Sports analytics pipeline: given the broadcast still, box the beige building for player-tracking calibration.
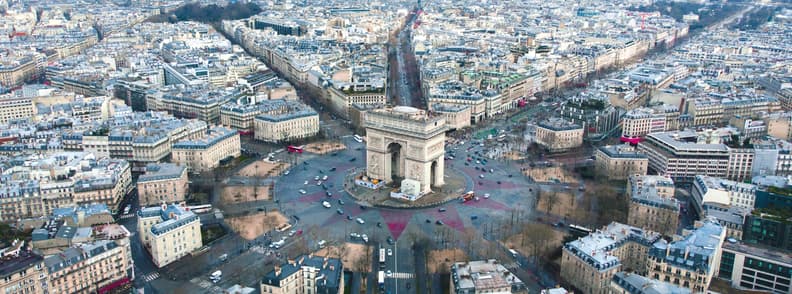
[0,95,35,124]
[260,254,344,294]
[327,86,387,119]
[763,112,792,141]
[171,126,241,172]
[72,160,133,210]
[626,175,680,236]
[0,55,39,89]
[647,220,725,292]
[431,103,471,130]
[365,106,446,195]
[44,239,133,294]
[535,118,583,153]
[138,203,202,268]
[621,107,676,138]
[595,145,648,180]
[0,241,47,294]
[560,222,661,294]
[137,163,189,207]
[252,99,320,143]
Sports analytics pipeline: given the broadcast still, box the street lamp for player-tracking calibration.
[394,238,398,294]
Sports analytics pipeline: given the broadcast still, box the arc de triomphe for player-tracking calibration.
[364,106,446,194]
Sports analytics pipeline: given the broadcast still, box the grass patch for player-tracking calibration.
[201,224,227,244]
[187,192,209,205]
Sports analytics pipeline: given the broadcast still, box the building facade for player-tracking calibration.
[260,255,344,294]
[718,241,792,293]
[648,220,726,292]
[561,222,661,294]
[626,175,679,236]
[0,95,35,124]
[595,145,648,180]
[137,163,189,207]
[171,127,241,172]
[44,239,133,294]
[137,203,202,268]
[535,118,584,153]
[252,99,320,143]
[0,242,47,294]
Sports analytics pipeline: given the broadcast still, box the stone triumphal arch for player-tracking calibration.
[365,106,446,195]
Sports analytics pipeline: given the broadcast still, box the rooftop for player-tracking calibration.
[138,163,186,183]
[262,255,343,290]
[44,240,120,273]
[538,118,582,132]
[138,204,199,236]
[172,127,237,150]
[598,144,647,159]
[564,222,661,272]
[650,219,724,274]
[0,251,42,279]
[612,272,691,294]
[722,240,792,266]
[451,259,524,291]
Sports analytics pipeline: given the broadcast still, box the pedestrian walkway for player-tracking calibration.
[391,272,414,279]
[142,272,160,282]
[118,214,135,220]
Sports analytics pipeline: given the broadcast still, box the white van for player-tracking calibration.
[210,270,222,283]
[318,240,326,249]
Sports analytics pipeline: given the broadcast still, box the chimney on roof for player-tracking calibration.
[274,265,281,276]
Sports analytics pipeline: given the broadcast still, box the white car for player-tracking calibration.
[479,174,485,179]
[361,234,369,243]
[484,193,490,199]
[299,189,306,194]
[304,181,308,185]
[316,181,322,186]
[350,233,360,238]
[322,201,331,208]
[314,176,320,181]
[386,270,393,277]
[356,218,365,224]
[387,248,392,256]
[284,170,290,175]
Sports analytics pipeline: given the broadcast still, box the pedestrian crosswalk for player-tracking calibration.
[118,214,135,220]
[142,272,160,282]
[390,272,413,279]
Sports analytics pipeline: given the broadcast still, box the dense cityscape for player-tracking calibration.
[0,0,791,293]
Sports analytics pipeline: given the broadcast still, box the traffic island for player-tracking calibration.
[344,167,469,209]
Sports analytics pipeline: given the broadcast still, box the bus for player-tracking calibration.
[568,224,593,235]
[377,271,385,288]
[187,204,212,214]
[287,145,304,153]
[379,247,386,264]
[276,223,292,232]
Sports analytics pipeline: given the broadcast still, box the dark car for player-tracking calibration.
[293,215,301,221]
[387,237,394,245]
[330,167,336,171]
[438,207,446,212]
[349,157,357,162]
[425,219,431,223]
[377,222,382,228]
[346,215,353,220]
[497,181,502,185]
[331,153,338,156]
[508,174,513,178]
[326,191,333,197]
[337,209,344,215]
[338,199,345,205]
[360,205,366,210]
[470,215,478,220]
[436,220,444,225]
[464,162,469,166]
[303,161,309,165]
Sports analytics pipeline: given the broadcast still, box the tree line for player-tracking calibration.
[147,2,262,24]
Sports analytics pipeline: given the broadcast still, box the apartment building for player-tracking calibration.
[0,55,39,89]
[252,99,320,143]
[627,175,679,236]
[609,272,691,294]
[535,118,583,153]
[743,210,792,252]
[691,175,757,216]
[44,239,133,293]
[137,203,202,268]
[648,220,726,292]
[327,86,387,120]
[0,95,35,124]
[450,259,525,293]
[0,241,47,294]
[431,104,472,131]
[137,163,189,207]
[0,153,132,221]
[260,254,344,294]
[637,130,754,183]
[559,96,620,139]
[171,126,241,172]
[718,240,792,293]
[595,145,648,180]
[621,107,668,138]
[560,222,662,294]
